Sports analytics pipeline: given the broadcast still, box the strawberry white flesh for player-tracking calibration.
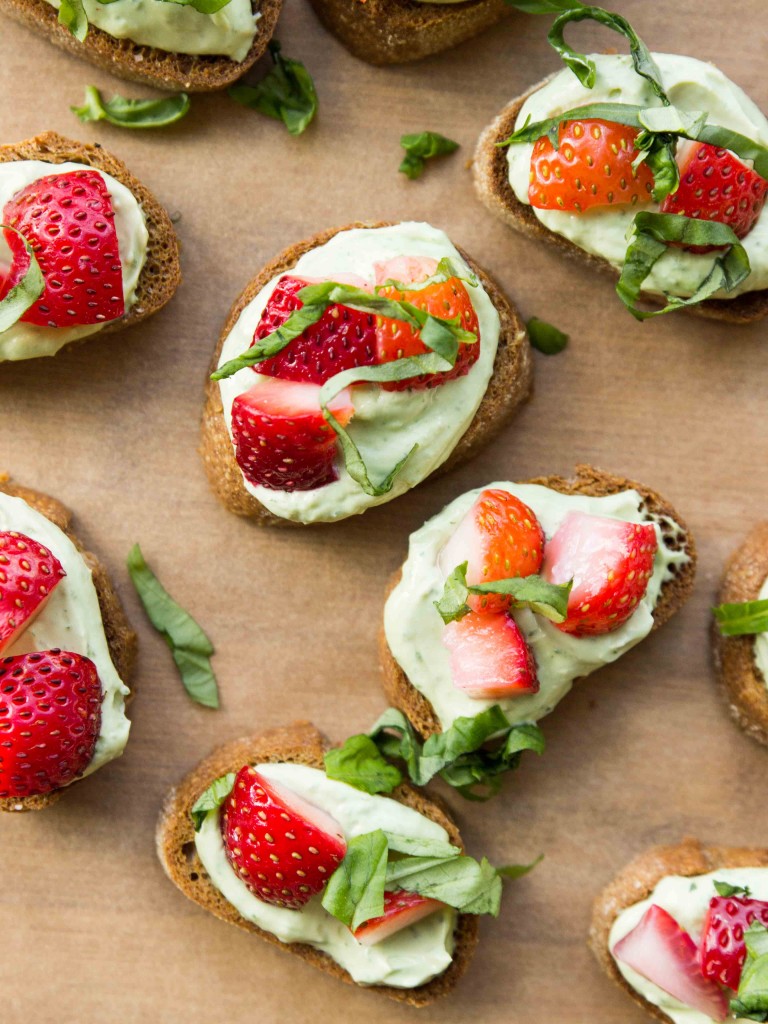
[612,904,728,1021]
[353,891,446,946]
[442,611,539,699]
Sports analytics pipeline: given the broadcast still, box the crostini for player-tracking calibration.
[590,838,768,1024]
[474,5,768,322]
[202,220,531,525]
[0,476,136,812]
[0,132,180,364]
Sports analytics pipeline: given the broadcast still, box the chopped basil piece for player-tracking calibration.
[58,0,88,39]
[732,954,768,1020]
[324,736,403,794]
[527,317,568,355]
[714,600,768,637]
[0,227,45,333]
[190,772,235,831]
[126,544,219,709]
[386,854,502,915]
[506,0,586,11]
[434,561,572,624]
[72,86,190,129]
[229,42,317,136]
[321,830,389,930]
[399,132,459,180]
[498,854,544,879]
[714,879,752,898]
[384,833,460,858]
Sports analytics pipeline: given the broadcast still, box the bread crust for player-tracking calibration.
[156,721,479,1006]
[200,220,532,525]
[713,523,768,746]
[0,0,282,91]
[305,0,508,65]
[380,463,697,738]
[473,78,768,324]
[0,131,181,359]
[0,475,137,813]
[589,838,768,1024]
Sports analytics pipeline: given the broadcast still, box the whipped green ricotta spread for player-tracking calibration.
[194,762,457,988]
[609,867,768,1024]
[384,483,690,731]
[0,160,148,363]
[42,0,258,61]
[506,53,768,300]
[216,222,503,524]
[753,576,768,687]
[0,492,130,790]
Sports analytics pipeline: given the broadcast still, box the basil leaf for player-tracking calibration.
[321,830,388,929]
[190,772,235,831]
[746,924,768,962]
[211,301,331,380]
[0,226,45,333]
[72,86,190,129]
[714,600,768,637]
[730,999,768,1023]
[399,131,459,180]
[714,879,752,898]
[324,735,403,794]
[386,854,503,916]
[384,833,461,858]
[527,316,568,355]
[158,0,233,11]
[368,708,424,784]
[498,854,544,879]
[434,562,473,623]
[378,256,478,294]
[126,543,219,709]
[58,0,88,40]
[732,953,768,1019]
[434,562,572,624]
[229,41,317,136]
[505,0,586,11]
[637,106,707,137]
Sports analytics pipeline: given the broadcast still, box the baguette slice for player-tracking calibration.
[380,464,697,738]
[0,474,137,813]
[0,0,282,91]
[473,78,768,324]
[156,721,479,1005]
[589,838,768,1024]
[201,220,531,526]
[713,523,768,746]
[0,131,181,357]
[306,0,508,65]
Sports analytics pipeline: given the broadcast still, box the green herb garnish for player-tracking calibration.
[0,227,44,333]
[434,562,572,624]
[731,923,768,1020]
[714,600,768,637]
[714,879,753,898]
[398,132,459,180]
[527,317,568,354]
[59,0,233,39]
[229,42,317,136]
[72,86,190,129]
[190,772,235,831]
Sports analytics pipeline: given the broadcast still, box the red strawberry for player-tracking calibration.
[442,611,539,700]
[252,275,378,385]
[661,141,768,250]
[1,170,124,328]
[438,489,544,614]
[542,512,658,636]
[613,905,727,1021]
[0,649,102,798]
[529,119,655,213]
[353,891,445,946]
[0,531,66,655]
[221,766,347,910]
[231,377,354,491]
[700,894,768,990]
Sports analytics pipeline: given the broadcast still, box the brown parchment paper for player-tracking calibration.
[0,2,767,1021]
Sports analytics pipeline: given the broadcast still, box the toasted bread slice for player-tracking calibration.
[306,0,508,65]
[589,838,768,1024]
[380,464,697,738]
[0,0,282,91]
[156,721,479,1005]
[0,131,181,357]
[201,220,531,525]
[713,523,768,746]
[473,78,768,324]
[0,475,137,813]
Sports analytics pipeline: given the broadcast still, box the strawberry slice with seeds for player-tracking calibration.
[231,376,354,491]
[353,891,446,945]
[221,766,347,910]
[613,905,728,1021]
[0,649,102,798]
[529,119,655,213]
[661,141,768,250]
[442,611,539,700]
[438,489,544,614]
[0,531,66,655]
[700,894,768,990]
[1,170,124,328]
[542,512,658,636]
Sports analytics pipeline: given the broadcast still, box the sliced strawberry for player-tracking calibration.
[700,894,768,991]
[442,611,539,700]
[252,275,377,385]
[352,891,445,946]
[542,512,657,636]
[1,170,124,328]
[0,532,66,655]
[221,766,347,910]
[231,377,353,492]
[438,489,544,614]
[661,141,768,250]
[613,905,728,1021]
[529,119,655,213]
[0,649,102,798]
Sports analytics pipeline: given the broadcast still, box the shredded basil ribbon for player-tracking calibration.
[399,131,459,180]
[71,86,190,129]
[229,42,317,136]
[191,772,235,830]
[59,0,232,39]
[0,226,45,334]
[434,562,572,624]
[714,599,768,637]
[527,316,568,354]
[731,923,768,1021]
[713,879,752,898]
[127,544,219,709]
